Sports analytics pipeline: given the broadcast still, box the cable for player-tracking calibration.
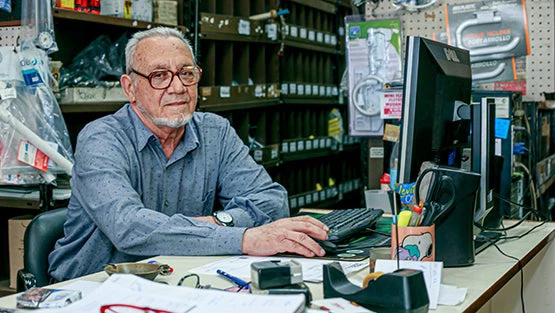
[490,242,526,313]
[514,161,538,215]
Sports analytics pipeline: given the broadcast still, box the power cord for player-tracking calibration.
[490,242,526,313]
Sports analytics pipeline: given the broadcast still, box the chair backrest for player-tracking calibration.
[23,207,67,287]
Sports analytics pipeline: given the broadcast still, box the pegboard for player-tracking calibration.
[0,26,20,47]
[366,0,554,101]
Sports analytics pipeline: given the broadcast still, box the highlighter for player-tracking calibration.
[397,210,412,227]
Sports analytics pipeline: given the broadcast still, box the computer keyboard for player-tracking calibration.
[318,208,384,243]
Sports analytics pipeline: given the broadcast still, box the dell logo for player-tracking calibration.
[444,48,460,63]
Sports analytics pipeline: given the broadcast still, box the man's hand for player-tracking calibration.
[242,216,329,257]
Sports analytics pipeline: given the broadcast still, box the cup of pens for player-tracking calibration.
[391,206,435,262]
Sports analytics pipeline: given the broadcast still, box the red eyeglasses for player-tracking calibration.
[100,304,175,313]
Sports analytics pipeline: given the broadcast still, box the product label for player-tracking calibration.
[17,140,49,172]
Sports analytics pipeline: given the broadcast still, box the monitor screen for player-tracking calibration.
[398,36,473,185]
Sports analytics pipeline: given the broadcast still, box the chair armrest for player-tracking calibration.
[16,269,37,292]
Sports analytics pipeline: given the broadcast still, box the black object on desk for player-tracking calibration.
[317,208,384,242]
[323,262,429,313]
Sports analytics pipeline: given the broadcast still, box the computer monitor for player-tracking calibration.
[398,36,472,185]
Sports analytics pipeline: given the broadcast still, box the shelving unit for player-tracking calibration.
[2,0,363,216]
[191,0,361,214]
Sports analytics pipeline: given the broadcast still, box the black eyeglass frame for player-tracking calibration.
[130,65,202,90]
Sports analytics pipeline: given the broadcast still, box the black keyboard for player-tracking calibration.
[318,208,384,243]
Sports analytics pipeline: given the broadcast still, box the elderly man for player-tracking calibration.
[48,27,328,281]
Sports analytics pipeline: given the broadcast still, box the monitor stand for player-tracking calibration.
[474,231,502,255]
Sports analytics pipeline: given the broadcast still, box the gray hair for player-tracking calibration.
[125,27,196,74]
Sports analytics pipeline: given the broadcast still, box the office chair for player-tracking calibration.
[16,207,67,292]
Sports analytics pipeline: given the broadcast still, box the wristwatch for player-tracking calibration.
[213,211,234,226]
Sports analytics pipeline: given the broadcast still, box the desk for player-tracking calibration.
[0,220,553,312]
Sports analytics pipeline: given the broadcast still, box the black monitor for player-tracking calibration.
[398,36,472,185]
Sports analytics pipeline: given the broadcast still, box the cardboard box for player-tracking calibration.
[132,0,153,22]
[60,87,127,104]
[153,0,178,25]
[9,216,33,290]
[100,0,130,18]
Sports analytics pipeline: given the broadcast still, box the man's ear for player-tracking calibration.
[121,74,136,104]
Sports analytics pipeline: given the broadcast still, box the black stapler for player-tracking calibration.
[323,262,429,313]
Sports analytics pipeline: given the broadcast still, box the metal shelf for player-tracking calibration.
[52,8,186,32]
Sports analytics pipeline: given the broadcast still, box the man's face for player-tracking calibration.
[123,36,198,128]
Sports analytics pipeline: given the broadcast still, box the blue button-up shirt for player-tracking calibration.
[49,104,289,281]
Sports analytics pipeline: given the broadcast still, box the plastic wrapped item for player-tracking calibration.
[0,0,11,13]
[20,0,58,54]
[59,34,128,89]
[0,47,74,185]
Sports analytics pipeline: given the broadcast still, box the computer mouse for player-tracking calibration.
[317,240,338,254]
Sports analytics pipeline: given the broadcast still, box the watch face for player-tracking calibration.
[215,211,233,225]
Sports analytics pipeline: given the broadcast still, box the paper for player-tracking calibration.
[34,274,305,313]
[438,284,467,306]
[374,259,442,309]
[312,298,376,313]
[190,256,368,283]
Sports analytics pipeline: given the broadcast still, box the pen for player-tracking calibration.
[216,269,249,289]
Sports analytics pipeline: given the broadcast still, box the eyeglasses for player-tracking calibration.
[100,304,175,313]
[131,66,202,89]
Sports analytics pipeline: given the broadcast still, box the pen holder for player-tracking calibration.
[390,224,435,262]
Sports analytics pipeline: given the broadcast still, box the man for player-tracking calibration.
[48,27,328,281]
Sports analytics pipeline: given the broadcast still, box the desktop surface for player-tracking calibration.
[0,220,553,313]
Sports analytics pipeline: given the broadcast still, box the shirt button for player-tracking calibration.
[164,200,169,206]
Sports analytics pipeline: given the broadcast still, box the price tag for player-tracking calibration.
[312,192,319,202]
[254,85,264,98]
[281,83,288,95]
[265,23,277,40]
[297,84,304,96]
[305,84,311,96]
[220,86,231,98]
[300,28,307,39]
[331,35,337,45]
[238,20,251,35]
[319,86,326,96]
[290,197,298,209]
[316,32,323,42]
[253,149,263,162]
[297,140,305,151]
[281,142,289,153]
[312,85,318,95]
[289,142,297,152]
[298,196,305,207]
[289,83,297,94]
[324,34,331,44]
[271,148,278,159]
[313,138,319,149]
[305,140,312,150]
[308,30,315,41]
[290,26,298,37]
